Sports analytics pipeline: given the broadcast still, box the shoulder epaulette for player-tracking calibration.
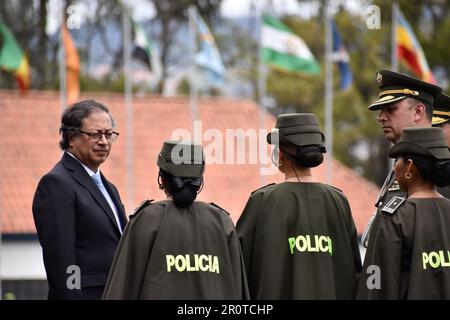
[209,202,230,216]
[128,199,154,219]
[380,196,406,215]
[251,183,276,195]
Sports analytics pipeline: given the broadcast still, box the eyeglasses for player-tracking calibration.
[77,130,119,143]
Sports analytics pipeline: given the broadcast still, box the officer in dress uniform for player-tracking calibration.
[357,127,450,299]
[432,93,450,198]
[360,70,442,248]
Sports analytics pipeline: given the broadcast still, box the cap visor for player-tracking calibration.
[267,131,290,145]
[389,141,437,159]
[368,96,407,110]
[432,116,450,126]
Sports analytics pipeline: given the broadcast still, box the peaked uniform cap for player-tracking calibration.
[267,113,325,147]
[389,127,450,160]
[157,141,205,178]
[369,70,442,110]
[432,93,450,126]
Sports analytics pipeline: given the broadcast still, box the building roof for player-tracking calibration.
[0,90,379,235]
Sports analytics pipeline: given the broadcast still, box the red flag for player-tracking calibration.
[396,9,435,84]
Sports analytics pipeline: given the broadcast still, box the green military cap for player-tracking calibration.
[157,140,205,178]
[389,127,450,160]
[432,93,450,126]
[267,113,325,147]
[368,70,442,110]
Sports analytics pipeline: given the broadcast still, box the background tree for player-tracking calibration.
[257,0,450,185]
[1,0,449,187]
[149,0,222,92]
[0,0,49,89]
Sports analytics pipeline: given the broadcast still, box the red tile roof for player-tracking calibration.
[0,90,379,235]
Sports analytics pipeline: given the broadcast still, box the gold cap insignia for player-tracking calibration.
[376,72,383,86]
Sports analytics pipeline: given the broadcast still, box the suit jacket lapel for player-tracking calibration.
[101,173,127,227]
[61,153,122,234]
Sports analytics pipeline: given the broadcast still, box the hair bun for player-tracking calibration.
[295,146,324,168]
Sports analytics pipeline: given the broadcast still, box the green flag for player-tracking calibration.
[0,21,30,91]
[261,15,320,75]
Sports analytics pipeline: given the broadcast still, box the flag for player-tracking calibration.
[0,21,30,92]
[132,21,162,89]
[192,10,225,87]
[331,21,352,91]
[396,9,435,83]
[261,15,320,75]
[62,25,80,104]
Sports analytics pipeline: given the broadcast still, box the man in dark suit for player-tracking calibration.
[33,100,127,300]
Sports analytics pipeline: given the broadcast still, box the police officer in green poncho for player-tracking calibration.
[103,141,249,299]
[357,127,450,299]
[237,113,362,299]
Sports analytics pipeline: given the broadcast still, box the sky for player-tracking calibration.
[47,0,367,34]
[128,0,317,20]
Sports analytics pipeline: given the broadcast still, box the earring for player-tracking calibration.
[405,172,412,179]
[271,149,282,167]
[158,174,164,189]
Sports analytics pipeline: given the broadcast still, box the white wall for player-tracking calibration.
[1,241,46,279]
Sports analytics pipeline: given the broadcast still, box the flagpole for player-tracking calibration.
[60,10,67,112]
[324,0,333,184]
[388,1,399,169]
[122,3,135,211]
[188,6,199,134]
[258,4,267,187]
[391,1,398,72]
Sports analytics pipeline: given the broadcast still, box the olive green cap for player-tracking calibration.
[432,93,450,126]
[157,141,205,178]
[267,113,325,147]
[369,70,442,110]
[389,127,450,160]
